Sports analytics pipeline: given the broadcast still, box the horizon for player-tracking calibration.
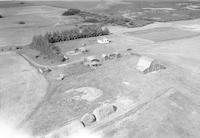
[0,0,199,2]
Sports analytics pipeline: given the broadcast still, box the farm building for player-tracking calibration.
[136,56,166,74]
[101,54,109,60]
[64,55,69,60]
[83,56,101,68]
[97,37,111,44]
[113,52,122,59]
[56,74,65,81]
[93,104,117,121]
[81,113,96,127]
[38,67,51,74]
[79,47,88,53]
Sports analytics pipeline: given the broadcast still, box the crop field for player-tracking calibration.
[126,27,200,42]
[0,5,81,47]
[0,52,48,126]
[1,1,200,47]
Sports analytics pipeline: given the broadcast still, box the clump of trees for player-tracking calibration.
[18,21,26,24]
[30,25,109,60]
[19,2,25,4]
[30,35,64,61]
[62,8,81,16]
[45,25,110,43]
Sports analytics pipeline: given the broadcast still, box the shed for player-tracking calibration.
[136,56,166,74]
[79,47,88,53]
[84,56,101,68]
[97,37,110,44]
[85,56,100,62]
[101,54,109,60]
[57,74,65,81]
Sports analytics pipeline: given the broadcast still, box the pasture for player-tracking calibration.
[126,27,200,42]
[0,52,48,127]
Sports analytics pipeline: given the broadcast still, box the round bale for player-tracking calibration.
[81,113,96,127]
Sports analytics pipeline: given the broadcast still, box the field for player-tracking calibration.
[0,52,48,127]
[0,5,81,47]
[1,1,200,138]
[1,1,200,47]
[126,27,200,42]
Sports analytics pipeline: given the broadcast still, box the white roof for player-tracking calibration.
[136,56,154,72]
[86,56,97,61]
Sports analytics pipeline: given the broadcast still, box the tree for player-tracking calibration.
[103,27,110,35]
[30,35,64,60]
[43,25,110,43]
[62,8,81,16]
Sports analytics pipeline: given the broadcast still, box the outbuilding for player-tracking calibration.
[136,56,166,74]
[97,37,111,44]
[83,56,101,68]
[101,54,109,60]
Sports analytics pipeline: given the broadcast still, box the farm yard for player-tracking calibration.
[16,18,200,138]
[1,1,200,138]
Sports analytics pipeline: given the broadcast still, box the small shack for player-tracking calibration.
[101,54,109,60]
[113,52,122,59]
[93,104,117,121]
[64,55,69,60]
[38,67,51,74]
[97,37,111,44]
[56,74,65,81]
[79,47,88,53]
[136,56,166,74]
[84,56,101,68]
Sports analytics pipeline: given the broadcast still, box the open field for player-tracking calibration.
[0,5,81,47]
[0,52,48,127]
[126,27,200,42]
[1,1,200,47]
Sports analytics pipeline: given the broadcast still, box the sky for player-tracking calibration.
[7,0,200,1]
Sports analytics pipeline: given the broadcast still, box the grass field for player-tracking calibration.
[0,52,48,127]
[0,5,81,47]
[1,1,200,47]
[126,27,200,42]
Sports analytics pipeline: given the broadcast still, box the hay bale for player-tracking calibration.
[81,113,96,127]
[93,104,117,121]
[136,56,166,74]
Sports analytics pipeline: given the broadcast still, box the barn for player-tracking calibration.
[136,56,166,74]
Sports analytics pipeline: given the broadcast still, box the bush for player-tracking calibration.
[84,17,99,23]
[45,25,110,43]
[62,8,81,16]
[102,27,110,35]
[0,15,3,18]
[18,21,26,24]
[30,35,64,60]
